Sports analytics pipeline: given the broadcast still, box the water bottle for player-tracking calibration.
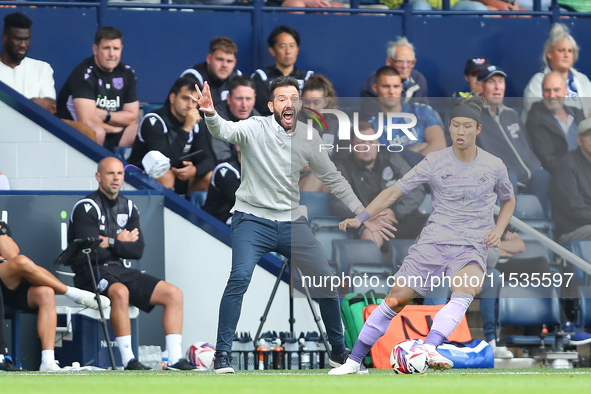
[231,333,241,371]
[138,345,162,370]
[283,337,299,370]
[243,333,255,371]
[138,345,146,366]
[300,347,311,370]
[256,347,268,370]
[259,331,278,368]
[305,332,319,369]
[273,346,285,369]
[317,334,328,368]
[154,346,164,370]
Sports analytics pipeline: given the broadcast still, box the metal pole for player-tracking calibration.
[494,206,591,275]
[252,0,265,71]
[98,0,108,29]
[550,0,561,25]
[401,0,413,41]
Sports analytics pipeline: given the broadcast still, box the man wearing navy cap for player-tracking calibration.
[453,57,490,98]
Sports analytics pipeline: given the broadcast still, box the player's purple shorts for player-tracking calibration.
[393,244,488,296]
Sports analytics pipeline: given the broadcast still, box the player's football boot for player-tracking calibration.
[165,358,197,371]
[0,356,22,371]
[125,358,152,370]
[328,358,369,375]
[39,360,63,372]
[426,347,454,371]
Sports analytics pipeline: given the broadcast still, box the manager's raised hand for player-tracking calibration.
[190,82,215,117]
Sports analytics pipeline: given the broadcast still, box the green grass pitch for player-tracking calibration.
[1,368,591,394]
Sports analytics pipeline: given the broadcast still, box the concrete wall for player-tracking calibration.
[0,100,322,360]
[164,209,323,351]
[0,103,98,190]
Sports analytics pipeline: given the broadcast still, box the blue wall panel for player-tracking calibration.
[410,17,552,98]
[260,13,404,98]
[0,7,98,96]
[2,7,591,103]
[103,9,253,103]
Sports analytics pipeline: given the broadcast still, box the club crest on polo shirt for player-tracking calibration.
[117,214,128,227]
[322,133,335,145]
[382,166,394,181]
[98,278,109,292]
[113,77,124,90]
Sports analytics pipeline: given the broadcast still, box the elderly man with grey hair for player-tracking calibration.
[526,71,586,174]
[360,37,428,118]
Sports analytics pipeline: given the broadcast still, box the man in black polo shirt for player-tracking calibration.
[211,76,259,163]
[128,76,215,194]
[180,37,241,106]
[56,27,138,151]
[251,25,313,115]
[68,157,194,371]
[202,147,241,225]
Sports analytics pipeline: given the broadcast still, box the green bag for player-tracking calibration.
[340,290,386,365]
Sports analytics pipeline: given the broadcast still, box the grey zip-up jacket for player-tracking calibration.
[477,104,543,185]
[205,113,363,221]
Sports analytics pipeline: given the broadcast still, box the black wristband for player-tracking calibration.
[104,111,111,123]
[0,226,8,236]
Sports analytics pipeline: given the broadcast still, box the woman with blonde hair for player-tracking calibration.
[523,23,591,119]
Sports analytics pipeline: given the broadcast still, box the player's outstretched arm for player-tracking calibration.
[484,195,516,248]
[366,184,405,218]
[338,211,397,243]
[338,183,404,238]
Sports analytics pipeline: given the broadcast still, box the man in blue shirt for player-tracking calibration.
[367,66,446,167]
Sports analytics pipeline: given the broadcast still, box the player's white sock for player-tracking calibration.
[0,354,5,363]
[116,335,135,367]
[166,334,183,366]
[64,286,83,301]
[41,349,55,366]
[424,344,436,353]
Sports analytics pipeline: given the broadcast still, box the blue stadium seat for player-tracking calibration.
[3,305,22,369]
[561,240,591,284]
[332,239,389,294]
[577,286,591,330]
[388,239,416,272]
[190,191,208,209]
[113,146,132,162]
[418,193,432,215]
[514,194,545,219]
[310,216,352,261]
[299,192,332,221]
[512,240,553,262]
[513,194,554,240]
[333,239,385,276]
[141,103,162,116]
[349,262,393,294]
[497,285,567,348]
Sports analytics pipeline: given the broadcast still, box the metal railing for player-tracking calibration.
[494,206,591,276]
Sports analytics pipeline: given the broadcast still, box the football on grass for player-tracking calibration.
[185,342,216,370]
[390,339,429,374]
